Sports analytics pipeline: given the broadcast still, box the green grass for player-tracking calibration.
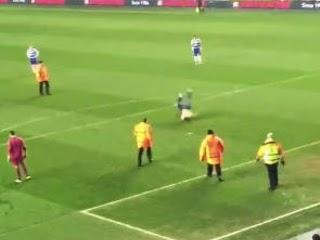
[0,6,320,240]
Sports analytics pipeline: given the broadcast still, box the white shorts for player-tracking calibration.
[181,109,193,120]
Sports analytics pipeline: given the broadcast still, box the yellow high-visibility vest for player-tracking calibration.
[257,143,282,165]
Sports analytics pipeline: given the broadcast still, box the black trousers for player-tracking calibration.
[137,147,152,167]
[207,163,222,178]
[265,163,279,190]
[39,81,50,95]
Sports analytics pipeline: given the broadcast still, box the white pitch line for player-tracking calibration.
[209,202,320,240]
[0,99,149,133]
[285,139,320,153]
[82,139,320,213]
[200,73,313,102]
[0,117,49,133]
[80,211,177,240]
[0,73,312,147]
[0,106,168,147]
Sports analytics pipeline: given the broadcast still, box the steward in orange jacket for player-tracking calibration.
[35,60,51,96]
[199,129,225,181]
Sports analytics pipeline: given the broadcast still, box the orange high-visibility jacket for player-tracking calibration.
[199,135,224,165]
[133,122,153,148]
[36,64,49,82]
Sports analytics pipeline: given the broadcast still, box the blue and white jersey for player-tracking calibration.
[191,37,201,56]
[26,47,39,60]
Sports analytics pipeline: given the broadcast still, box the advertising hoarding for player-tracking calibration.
[84,0,124,5]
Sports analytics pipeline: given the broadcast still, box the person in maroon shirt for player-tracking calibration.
[7,131,31,183]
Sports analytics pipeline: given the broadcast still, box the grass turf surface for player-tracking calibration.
[0,6,320,240]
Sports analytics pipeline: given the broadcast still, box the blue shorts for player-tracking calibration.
[193,48,201,56]
[29,58,38,65]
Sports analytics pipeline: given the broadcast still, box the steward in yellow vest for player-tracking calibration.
[256,133,285,191]
[133,118,153,167]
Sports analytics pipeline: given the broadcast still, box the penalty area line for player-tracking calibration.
[208,202,320,240]
[82,138,320,213]
[80,211,177,240]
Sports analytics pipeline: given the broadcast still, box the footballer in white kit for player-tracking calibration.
[191,35,202,65]
[26,46,40,73]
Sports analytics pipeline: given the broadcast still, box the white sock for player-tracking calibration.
[193,56,197,64]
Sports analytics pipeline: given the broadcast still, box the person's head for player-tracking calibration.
[186,88,193,98]
[264,132,274,144]
[193,34,197,39]
[207,129,214,135]
[312,234,320,240]
[39,60,43,64]
[9,130,15,137]
[143,118,147,123]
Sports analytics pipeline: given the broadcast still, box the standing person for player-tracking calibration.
[7,131,31,183]
[199,129,225,182]
[191,35,202,65]
[26,46,40,73]
[256,133,285,191]
[36,60,51,96]
[196,0,205,13]
[133,118,153,167]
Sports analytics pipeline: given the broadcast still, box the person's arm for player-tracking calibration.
[199,139,206,161]
[34,48,39,58]
[217,137,224,154]
[256,146,263,162]
[7,141,11,161]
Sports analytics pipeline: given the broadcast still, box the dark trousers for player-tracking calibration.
[137,147,152,167]
[265,163,279,190]
[207,163,222,178]
[39,81,50,95]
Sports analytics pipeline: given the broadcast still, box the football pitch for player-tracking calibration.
[0,6,320,240]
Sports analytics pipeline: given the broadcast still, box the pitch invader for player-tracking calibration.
[191,35,202,65]
[26,46,40,73]
[176,89,195,121]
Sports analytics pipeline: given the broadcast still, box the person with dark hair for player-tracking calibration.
[133,118,153,167]
[6,131,31,183]
[35,60,51,96]
[199,129,225,182]
[256,133,285,191]
[312,233,320,240]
